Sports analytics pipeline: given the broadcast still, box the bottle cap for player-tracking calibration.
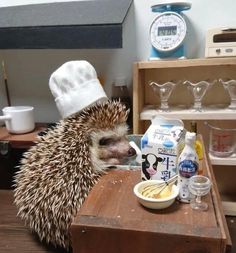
[185,131,196,141]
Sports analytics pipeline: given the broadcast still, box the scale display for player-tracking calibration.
[158,26,177,36]
[149,2,191,60]
[150,12,186,52]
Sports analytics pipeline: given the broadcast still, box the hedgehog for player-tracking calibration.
[14,100,135,251]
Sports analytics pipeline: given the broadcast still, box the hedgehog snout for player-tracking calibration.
[128,146,136,157]
[95,137,137,165]
[99,139,136,159]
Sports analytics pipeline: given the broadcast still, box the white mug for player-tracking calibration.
[0,106,35,134]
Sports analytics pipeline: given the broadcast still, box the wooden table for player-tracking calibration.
[71,151,231,253]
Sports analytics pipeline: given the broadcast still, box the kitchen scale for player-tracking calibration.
[149,1,191,60]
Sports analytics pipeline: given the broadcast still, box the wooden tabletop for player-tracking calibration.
[71,141,231,253]
[75,170,217,230]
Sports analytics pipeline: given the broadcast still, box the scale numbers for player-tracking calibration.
[150,11,187,52]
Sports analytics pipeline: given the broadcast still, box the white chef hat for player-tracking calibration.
[49,60,108,118]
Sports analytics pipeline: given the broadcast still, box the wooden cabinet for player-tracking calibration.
[132,57,236,216]
[133,57,236,134]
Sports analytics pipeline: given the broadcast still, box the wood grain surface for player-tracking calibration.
[71,142,230,253]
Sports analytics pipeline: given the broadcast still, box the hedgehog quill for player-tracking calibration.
[14,100,135,250]
[14,60,136,250]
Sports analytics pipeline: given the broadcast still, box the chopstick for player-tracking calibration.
[2,60,11,106]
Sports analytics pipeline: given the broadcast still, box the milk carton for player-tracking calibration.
[141,116,185,181]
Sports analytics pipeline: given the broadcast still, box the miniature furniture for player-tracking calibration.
[70,138,232,253]
[132,57,236,216]
[0,124,46,149]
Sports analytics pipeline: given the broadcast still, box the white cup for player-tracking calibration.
[0,106,35,134]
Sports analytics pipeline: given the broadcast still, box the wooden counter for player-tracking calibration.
[70,148,231,253]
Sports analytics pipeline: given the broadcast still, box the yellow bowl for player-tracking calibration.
[133,180,179,210]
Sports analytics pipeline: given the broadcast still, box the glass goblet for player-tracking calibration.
[149,81,177,111]
[184,80,215,111]
[188,175,212,211]
[219,79,236,109]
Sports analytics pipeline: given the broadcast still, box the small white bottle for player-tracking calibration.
[178,132,199,203]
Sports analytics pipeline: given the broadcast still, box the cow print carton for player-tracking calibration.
[141,116,185,181]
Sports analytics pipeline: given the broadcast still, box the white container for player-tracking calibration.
[0,106,35,134]
[133,180,179,210]
[178,132,199,203]
[141,116,185,181]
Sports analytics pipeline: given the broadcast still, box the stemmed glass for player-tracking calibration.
[184,80,216,111]
[219,79,236,109]
[149,81,177,111]
[188,175,212,211]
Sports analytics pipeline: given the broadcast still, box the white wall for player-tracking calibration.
[134,0,236,59]
[0,0,235,122]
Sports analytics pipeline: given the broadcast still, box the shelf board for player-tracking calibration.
[222,201,236,216]
[209,153,236,166]
[140,106,236,121]
[0,123,46,149]
[136,57,236,69]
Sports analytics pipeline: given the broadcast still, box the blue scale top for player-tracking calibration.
[151,1,191,13]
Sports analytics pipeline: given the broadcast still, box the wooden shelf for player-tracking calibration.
[133,58,236,219]
[133,57,236,134]
[140,106,236,121]
[136,57,236,69]
[0,124,46,149]
[222,201,236,216]
[221,194,236,216]
[209,153,236,166]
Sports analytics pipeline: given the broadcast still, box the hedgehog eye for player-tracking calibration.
[99,137,114,146]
